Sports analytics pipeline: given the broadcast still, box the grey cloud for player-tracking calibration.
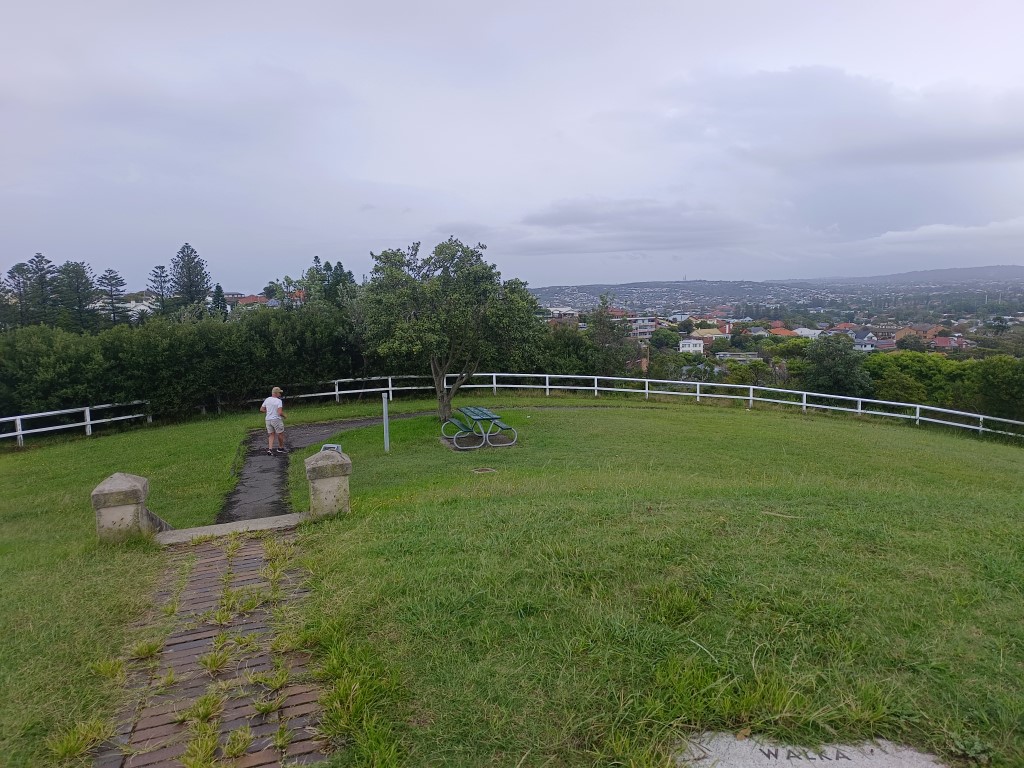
[854,216,1024,254]
[3,4,1024,289]
[665,67,1024,168]
[518,198,759,251]
[434,198,825,285]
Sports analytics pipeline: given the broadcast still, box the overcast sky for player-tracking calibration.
[3,1,1024,293]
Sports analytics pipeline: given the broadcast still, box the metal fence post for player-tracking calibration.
[857,399,862,415]
[645,378,649,400]
[545,375,550,397]
[915,405,921,426]
[493,373,497,395]
[84,407,92,436]
[594,377,599,397]
[696,383,701,403]
[388,376,393,402]
[978,415,984,434]
[802,392,807,413]
[748,386,754,409]
[15,417,23,448]
[382,393,390,452]
[334,380,340,403]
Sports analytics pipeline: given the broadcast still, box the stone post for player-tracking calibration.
[91,472,171,542]
[304,449,353,519]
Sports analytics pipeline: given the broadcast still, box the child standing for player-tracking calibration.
[260,386,288,455]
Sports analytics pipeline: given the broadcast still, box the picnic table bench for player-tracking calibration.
[441,406,518,450]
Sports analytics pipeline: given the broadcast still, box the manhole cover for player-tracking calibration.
[471,468,497,474]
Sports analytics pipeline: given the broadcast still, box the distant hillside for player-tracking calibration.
[529,280,786,311]
[529,265,1024,311]
[814,265,1024,285]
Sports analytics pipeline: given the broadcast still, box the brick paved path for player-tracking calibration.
[95,534,328,767]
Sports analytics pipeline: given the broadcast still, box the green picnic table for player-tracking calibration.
[441,406,518,450]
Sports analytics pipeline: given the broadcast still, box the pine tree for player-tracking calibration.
[148,265,170,313]
[300,256,327,302]
[0,281,15,330]
[5,263,32,327]
[25,252,58,325]
[56,261,97,332]
[323,260,357,306]
[170,243,212,305]
[211,283,228,319]
[96,268,127,324]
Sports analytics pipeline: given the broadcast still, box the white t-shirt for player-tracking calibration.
[262,396,283,420]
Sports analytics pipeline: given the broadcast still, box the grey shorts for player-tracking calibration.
[266,418,284,434]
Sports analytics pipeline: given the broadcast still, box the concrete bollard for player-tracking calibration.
[304,449,353,519]
[91,472,172,542]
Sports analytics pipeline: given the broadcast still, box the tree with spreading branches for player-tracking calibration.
[361,237,542,421]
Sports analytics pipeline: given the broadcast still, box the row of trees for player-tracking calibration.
[2,244,214,332]
[4,253,131,330]
[145,243,213,312]
[644,331,1024,420]
[261,256,357,308]
[4,237,1024,423]
[0,304,359,419]
[0,239,546,419]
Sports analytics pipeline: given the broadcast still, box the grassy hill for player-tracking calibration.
[2,396,1023,765]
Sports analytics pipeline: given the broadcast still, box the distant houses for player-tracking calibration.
[236,294,269,308]
[895,323,943,341]
[794,327,821,339]
[540,303,978,362]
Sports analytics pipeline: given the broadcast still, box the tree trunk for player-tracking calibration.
[437,390,453,422]
[430,357,477,422]
[431,359,453,422]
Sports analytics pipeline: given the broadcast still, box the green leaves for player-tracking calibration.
[361,238,544,419]
[802,334,873,397]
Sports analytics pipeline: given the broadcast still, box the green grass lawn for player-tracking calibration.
[2,395,1023,765]
[290,401,1024,766]
[0,398,435,766]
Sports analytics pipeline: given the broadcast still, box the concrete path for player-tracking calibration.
[217,414,425,523]
[95,533,327,767]
[95,413,433,765]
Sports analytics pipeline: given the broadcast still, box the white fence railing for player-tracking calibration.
[0,401,151,448]
[267,372,1024,440]
[8,372,1024,446]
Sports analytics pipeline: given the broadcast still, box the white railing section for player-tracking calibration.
[443,372,1024,440]
[9,373,1024,446]
[0,401,150,448]
[261,372,1024,440]
[250,375,435,404]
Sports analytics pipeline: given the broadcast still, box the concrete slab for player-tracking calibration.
[677,732,946,767]
[154,513,307,546]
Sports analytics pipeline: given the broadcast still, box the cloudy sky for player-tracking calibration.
[3,1,1024,292]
